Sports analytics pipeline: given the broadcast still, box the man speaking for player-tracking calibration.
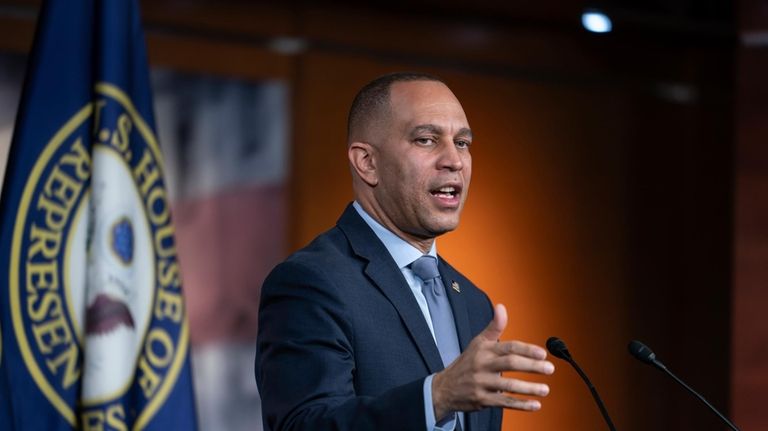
[255,72,554,431]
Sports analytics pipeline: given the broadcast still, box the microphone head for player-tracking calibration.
[628,340,657,365]
[546,336,572,361]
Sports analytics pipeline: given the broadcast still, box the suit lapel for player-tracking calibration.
[337,205,444,374]
[362,262,445,374]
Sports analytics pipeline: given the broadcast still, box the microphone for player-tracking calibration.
[628,340,740,431]
[546,337,617,431]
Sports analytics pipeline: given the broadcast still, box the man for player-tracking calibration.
[255,72,554,431]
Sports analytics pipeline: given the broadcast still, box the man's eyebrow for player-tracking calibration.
[456,127,473,140]
[410,124,473,140]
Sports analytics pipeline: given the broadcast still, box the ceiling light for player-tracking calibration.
[582,10,612,33]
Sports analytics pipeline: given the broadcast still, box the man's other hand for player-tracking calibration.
[431,304,555,420]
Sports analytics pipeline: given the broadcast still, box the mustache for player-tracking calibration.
[85,294,135,336]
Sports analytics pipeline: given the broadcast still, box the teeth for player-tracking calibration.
[438,187,455,193]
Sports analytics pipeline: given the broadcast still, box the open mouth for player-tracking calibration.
[85,293,135,336]
[430,184,462,206]
[431,186,458,199]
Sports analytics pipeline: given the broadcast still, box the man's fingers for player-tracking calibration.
[485,392,543,411]
[488,376,550,397]
[480,303,508,342]
[492,340,548,360]
[488,354,555,375]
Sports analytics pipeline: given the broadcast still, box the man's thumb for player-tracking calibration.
[481,303,507,341]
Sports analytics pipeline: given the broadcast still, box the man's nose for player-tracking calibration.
[438,142,464,171]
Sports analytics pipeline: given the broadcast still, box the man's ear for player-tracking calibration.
[348,141,378,187]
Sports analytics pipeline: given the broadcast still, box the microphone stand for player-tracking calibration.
[562,355,617,431]
[650,358,740,431]
[547,337,617,431]
[629,340,740,431]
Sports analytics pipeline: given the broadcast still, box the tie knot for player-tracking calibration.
[410,255,440,281]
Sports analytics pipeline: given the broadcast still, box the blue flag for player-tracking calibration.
[0,0,198,429]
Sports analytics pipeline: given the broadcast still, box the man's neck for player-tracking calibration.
[352,200,435,254]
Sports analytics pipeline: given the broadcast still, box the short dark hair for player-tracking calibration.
[347,72,444,140]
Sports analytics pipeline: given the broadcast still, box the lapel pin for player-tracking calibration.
[451,281,461,293]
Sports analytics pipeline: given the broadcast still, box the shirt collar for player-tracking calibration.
[352,201,437,269]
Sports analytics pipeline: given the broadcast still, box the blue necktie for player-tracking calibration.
[411,256,464,430]
[410,256,461,367]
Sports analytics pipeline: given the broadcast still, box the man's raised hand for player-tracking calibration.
[431,304,555,420]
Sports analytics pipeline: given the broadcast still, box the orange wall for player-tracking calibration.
[291,45,733,429]
[437,73,631,430]
[292,57,628,429]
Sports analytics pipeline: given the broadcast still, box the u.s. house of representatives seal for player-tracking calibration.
[9,83,189,429]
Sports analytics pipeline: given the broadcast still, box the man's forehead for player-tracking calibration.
[390,80,456,103]
[389,81,468,123]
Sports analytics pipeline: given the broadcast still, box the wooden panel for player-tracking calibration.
[732,174,768,430]
[732,31,768,430]
[141,1,295,38]
[146,32,293,81]
[299,6,596,73]
[0,15,36,53]
[0,1,295,81]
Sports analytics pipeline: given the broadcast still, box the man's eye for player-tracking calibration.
[415,137,436,145]
[456,140,471,149]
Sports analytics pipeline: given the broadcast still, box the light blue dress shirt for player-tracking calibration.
[353,202,461,431]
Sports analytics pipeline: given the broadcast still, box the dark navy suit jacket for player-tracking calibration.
[256,204,502,431]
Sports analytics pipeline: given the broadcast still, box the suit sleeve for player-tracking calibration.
[255,260,426,431]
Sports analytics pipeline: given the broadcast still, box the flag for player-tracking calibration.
[0,0,198,429]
